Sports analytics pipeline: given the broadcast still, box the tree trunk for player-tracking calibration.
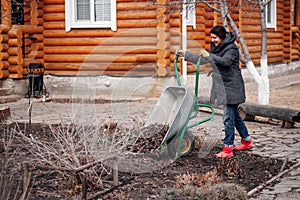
[258,0,270,105]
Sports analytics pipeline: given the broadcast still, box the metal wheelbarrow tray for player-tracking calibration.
[144,55,215,158]
[145,86,194,145]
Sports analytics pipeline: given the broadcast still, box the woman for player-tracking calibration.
[177,25,253,158]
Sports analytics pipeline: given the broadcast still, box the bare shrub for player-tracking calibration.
[0,123,28,200]
[159,183,247,200]
[15,117,140,198]
[175,170,220,188]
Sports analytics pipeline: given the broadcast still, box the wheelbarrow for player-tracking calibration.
[145,55,215,158]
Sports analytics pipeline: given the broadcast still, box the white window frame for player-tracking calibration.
[265,0,276,29]
[65,0,117,32]
[184,0,196,29]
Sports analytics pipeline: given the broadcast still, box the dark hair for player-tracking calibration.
[210,25,227,40]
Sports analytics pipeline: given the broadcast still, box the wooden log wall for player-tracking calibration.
[42,0,159,76]
[156,0,171,77]
[7,25,23,78]
[239,0,288,65]
[169,7,180,72]
[0,0,45,78]
[283,0,292,63]
[22,0,45,71]
[0,24,10,78]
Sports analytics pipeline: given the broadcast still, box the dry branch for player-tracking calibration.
[247,161,300,197]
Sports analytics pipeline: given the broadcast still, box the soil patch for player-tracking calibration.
[0,122,293,199]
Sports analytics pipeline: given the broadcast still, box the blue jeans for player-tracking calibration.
[223,104,250,146]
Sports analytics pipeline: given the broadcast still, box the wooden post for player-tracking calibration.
[113,159,118,186]
[0,106,10,121]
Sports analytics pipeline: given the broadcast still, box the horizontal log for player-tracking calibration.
[241,26,262,32]
[44,45,157,54]
[203,11,214,19]
[43,0,64,5]
[44,62,155,71]
[117,2,157,11]
[0,70,9,78]
[43,13,65,21]
[0,61,9,70]
[239,103,300,123]
[9,73,24,79]
[44,27,157,37]
[43,22,65,29]
[187,40,206,48]
[0,43,9,52]
[194,24,206,32]
[246,39,282,46]
[8,47,22,56]
[0,24,10,33]
[117,10,157,19]
[1,52,9,60]
[169,19,180,27]
[204,20,214,28]
[8,56,23,65]
[196,16,206,24]
[195,8,205,16]
[8,39,21,46]
[43,4,65,13]
[0,34,9,42]
[241,12,260,19]
[44,54,157,63]
[268,56,283,63]
[26,50,45,59]
[19,25,44,34]
[187,32,206,40]
[242,32,261,39]
[44,37,158,46]
[8,65,21,73]
[7,28,22,38]
[268,51,285,58]
[117,19,158,28]
[248,45,283,53]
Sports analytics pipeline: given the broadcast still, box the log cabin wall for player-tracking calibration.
[0,0,299,79]
[0,0,44,79]
[0,24,10,78]
[43,0,159,76]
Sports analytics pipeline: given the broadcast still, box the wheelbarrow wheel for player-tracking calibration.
[167,130,195,158]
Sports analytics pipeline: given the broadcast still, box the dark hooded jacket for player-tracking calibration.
[185,32,246,105]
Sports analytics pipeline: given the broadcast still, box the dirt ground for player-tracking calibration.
[0,122,294,200]
[1,68,300,199]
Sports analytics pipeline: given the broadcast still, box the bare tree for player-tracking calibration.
[200,0,272,105]
[153,0,273,105]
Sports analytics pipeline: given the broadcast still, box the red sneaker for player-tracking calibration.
[234,140,253,151]
[215,146,234,158]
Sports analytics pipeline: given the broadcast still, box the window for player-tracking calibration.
[183,0,196,29]
[265,0,276,29]
[65,0,117,32]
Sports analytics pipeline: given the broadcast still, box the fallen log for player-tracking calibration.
[198,97,300,126]
[239,103,300,127]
